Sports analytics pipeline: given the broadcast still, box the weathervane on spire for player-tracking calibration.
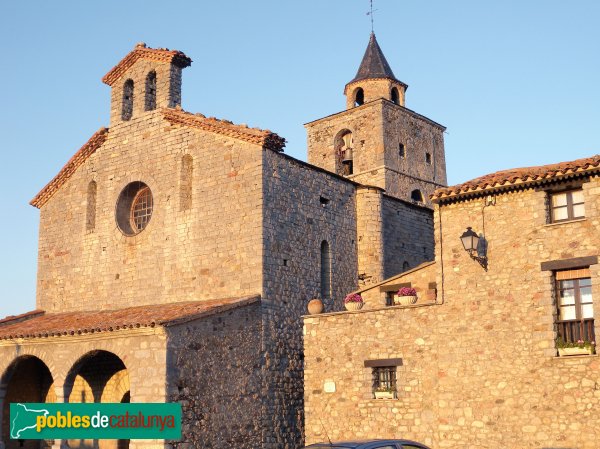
[366,0,378,33]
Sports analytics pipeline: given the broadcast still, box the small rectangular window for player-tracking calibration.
[550,189,585,223]
[399,143,406,158]
[372,366,397,399]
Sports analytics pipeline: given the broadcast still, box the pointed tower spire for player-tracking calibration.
[344,34,408,109]
[350,33,397,83]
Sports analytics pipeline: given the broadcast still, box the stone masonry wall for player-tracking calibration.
[166,303,263,449]
[306,100,447,208]
[381,101,446,205]
[36,110,263,312]
[382,195,434,278]
[356,186,385,288]
[109,58,182,127]
[305,175,600,449]
[306,102,384,179]
[357,261,437,308]
[345,79,406,109]
[261,151,358,449]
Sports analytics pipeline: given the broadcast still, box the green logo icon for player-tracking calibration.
[10,403,181,440]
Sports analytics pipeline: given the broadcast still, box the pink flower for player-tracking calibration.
[344,293,363,304]
[397,287,417,297]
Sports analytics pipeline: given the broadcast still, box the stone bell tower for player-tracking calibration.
[103,42,192,127]
[305,33,447,206]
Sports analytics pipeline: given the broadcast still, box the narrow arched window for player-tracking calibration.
[391,87,399,105]
[320,240,332,299]
[86,181,97,231]
[180,154,193,211]
[145,71,157,111]
[411,189,424,203]
[354,88,364,107]
[122,79,134,121]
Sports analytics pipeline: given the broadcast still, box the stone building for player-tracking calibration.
[0,34,445,449]
[304,155,600,448]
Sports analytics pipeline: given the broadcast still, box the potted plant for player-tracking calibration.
[556,337,596,356]
[344,293,364,311]
[374,386,396,399]
[395,287,418,306]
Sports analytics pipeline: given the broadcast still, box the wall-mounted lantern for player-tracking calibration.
[460,227,488,271]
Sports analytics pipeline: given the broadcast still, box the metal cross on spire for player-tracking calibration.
[366,0,378,33]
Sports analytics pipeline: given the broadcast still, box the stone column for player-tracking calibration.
[356,185,385,292]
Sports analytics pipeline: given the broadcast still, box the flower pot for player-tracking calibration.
[345,301,364,311]
[307,299,324,315]
[558,347,594,356]
[374,391,395,399]
[394,295,417,306]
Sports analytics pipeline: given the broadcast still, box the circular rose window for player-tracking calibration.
[116,182,153,236]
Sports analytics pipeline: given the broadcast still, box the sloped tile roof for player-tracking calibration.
[347,33,406,88]
[30,128,109,209]
[162,108,286,151]
[432,154,600,203]
[102,43,192,86]
[0,296,260,340]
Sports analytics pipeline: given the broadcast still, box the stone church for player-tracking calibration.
[0,34,446,449]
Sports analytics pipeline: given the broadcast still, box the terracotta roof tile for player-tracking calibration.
[30,128,109,209]
[102,43,192,86]
[432,154,600,203]
[0,296,260,340]
[162,108,286,152]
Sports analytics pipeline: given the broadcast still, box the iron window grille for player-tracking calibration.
[372,366,397,397]
[130,186,153,232]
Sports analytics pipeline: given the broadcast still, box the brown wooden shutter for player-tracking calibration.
[556,268,591,281]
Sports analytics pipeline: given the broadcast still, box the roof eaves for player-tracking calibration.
[162,108,286,152]
[30,128,109,209]
[160,295,261,327]
[102,46,192,87]
[0,310,45,327]
[432,160,600,204]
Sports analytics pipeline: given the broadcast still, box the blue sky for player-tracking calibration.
[1,1,599,316]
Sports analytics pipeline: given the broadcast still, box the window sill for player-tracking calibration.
[545,218,587,227]
[553,353,597,360]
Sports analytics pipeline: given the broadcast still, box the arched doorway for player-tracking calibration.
[1,356,55,449]
[64,351,130,449]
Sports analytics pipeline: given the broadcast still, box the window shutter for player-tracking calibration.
[556,268,591,281]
